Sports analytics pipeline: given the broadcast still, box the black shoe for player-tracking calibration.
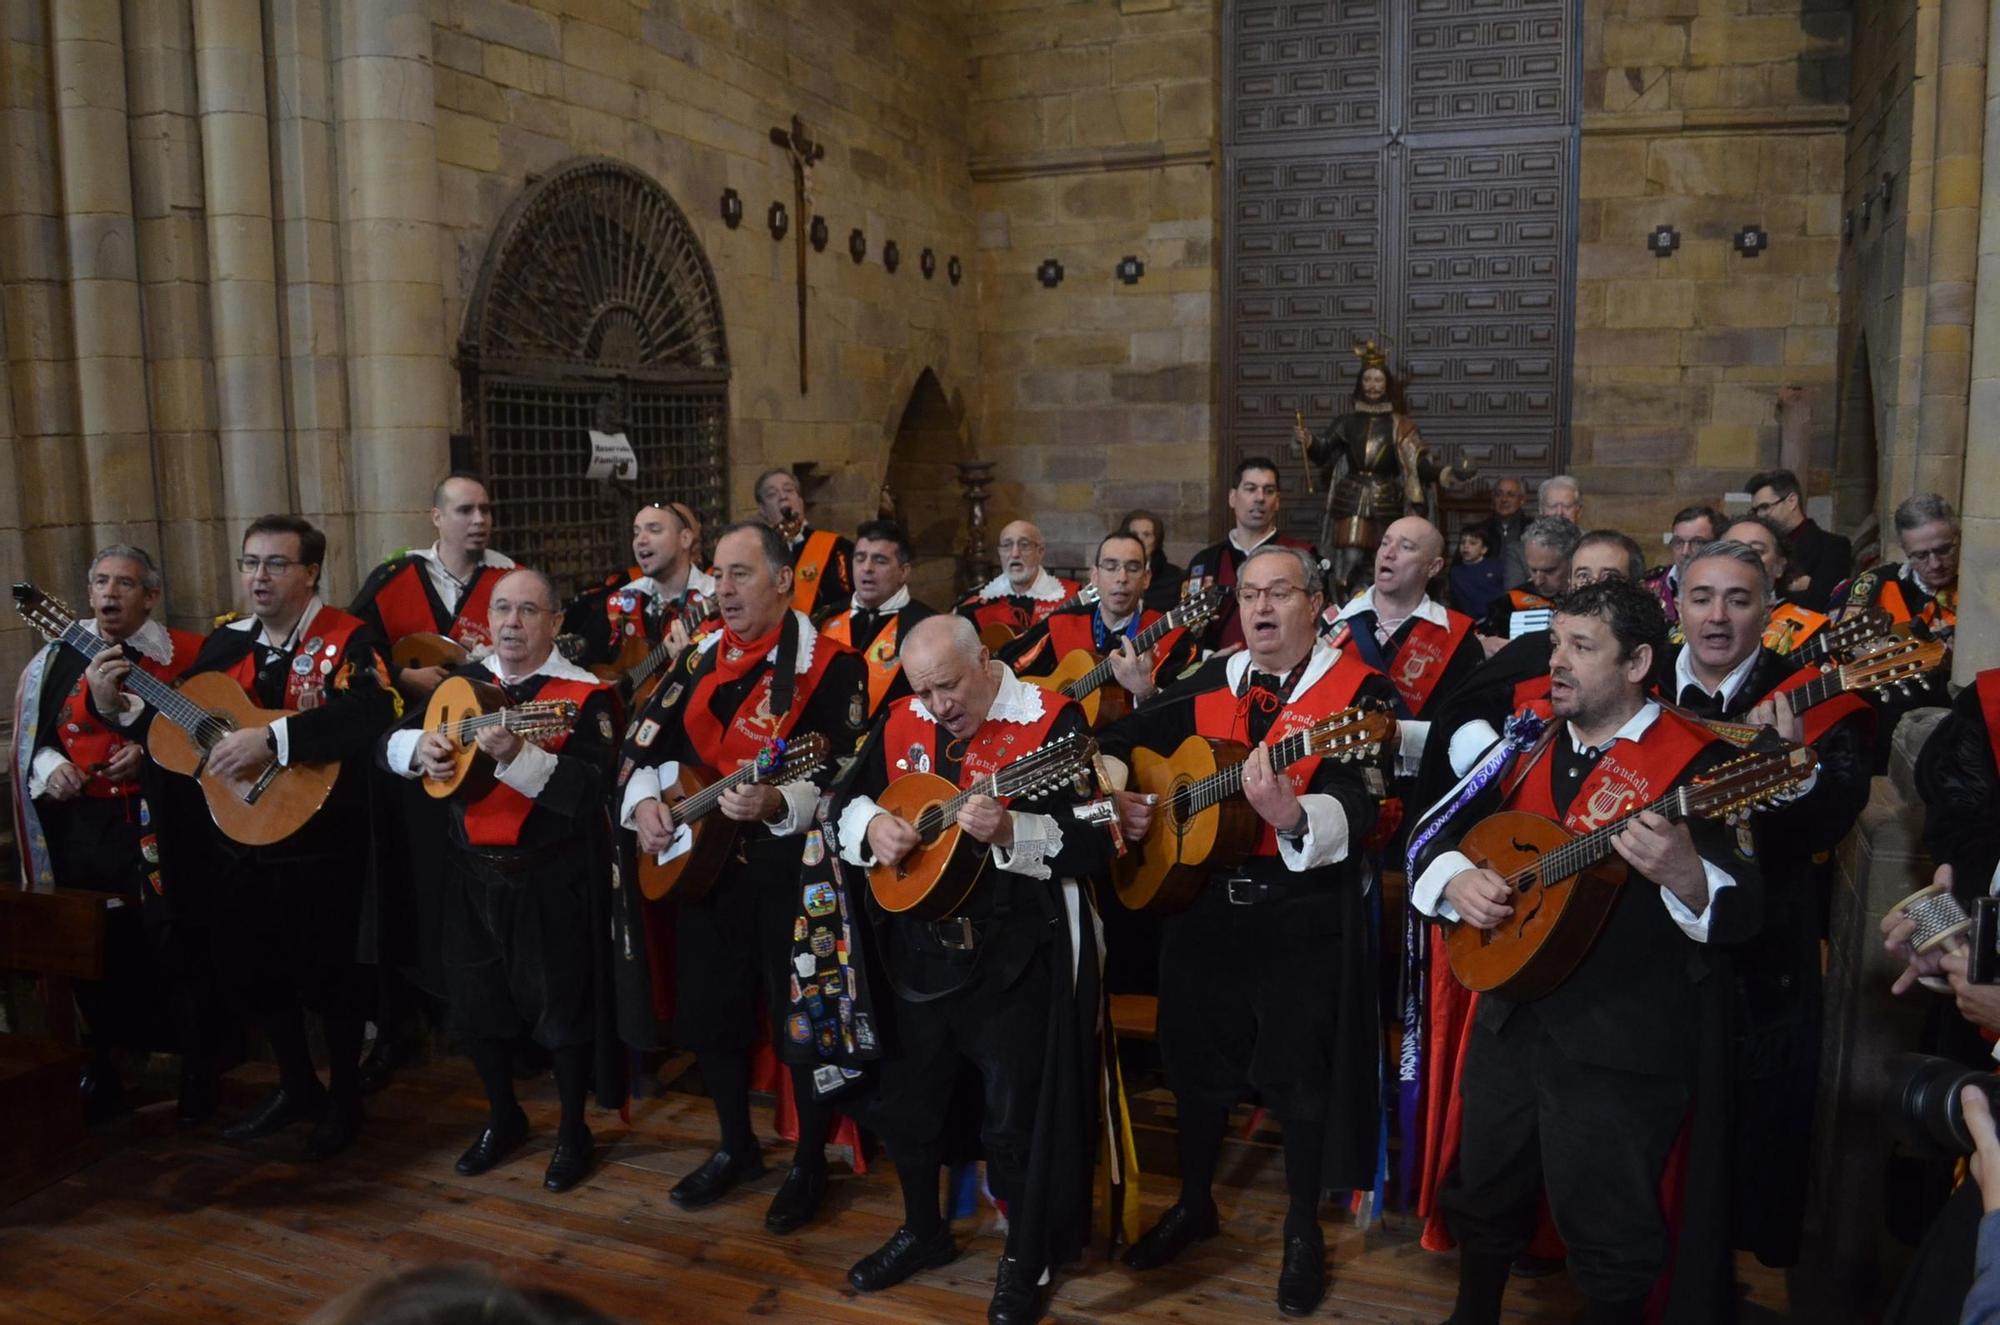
[221,1083,327,1141]
[356,1035,400,1097]
[175,1060,219,1126]
[455,1107,530,1176]
[763,1164,828,1234]
[987,1256,1046,1325]
[1121,1201,1220,1270]
[847,1223,957,1292]
[302,1098,364,1161]
[1277,1229,1326,1317]
[668,1147,766,1209]
[543,1131,594,1193]
[79,1063,128,1125]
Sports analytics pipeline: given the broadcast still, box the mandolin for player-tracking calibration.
[975,585,1099,650]
[1781,633,1946,713]
[14,582,340,846]
[868,730,1099,919]
[1026,585,1223,726]
[1788,606,1890,667]
[1443,745,1817,1001]
[636,732,831,902]
[1112,704,1396,914]
[591,592,719,712]
[418,674,581,800]
[391,631,470,673]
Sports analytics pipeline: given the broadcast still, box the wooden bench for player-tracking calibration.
[0,886,114,1204]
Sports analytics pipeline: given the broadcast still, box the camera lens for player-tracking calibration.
[1886,1052,1999,1156]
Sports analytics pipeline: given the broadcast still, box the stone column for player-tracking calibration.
[329,0,449,589]
[1960,0,2000,679]
[48,0,158,559]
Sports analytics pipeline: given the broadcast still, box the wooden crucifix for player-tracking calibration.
[770,113,825,395]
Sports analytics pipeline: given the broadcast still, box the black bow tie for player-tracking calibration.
[1248,669,1285,696]
[1678,683,1725,717]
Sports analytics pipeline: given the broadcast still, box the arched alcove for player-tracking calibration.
[883,368,967,607]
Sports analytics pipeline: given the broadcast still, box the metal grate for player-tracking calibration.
[459,157,730,592]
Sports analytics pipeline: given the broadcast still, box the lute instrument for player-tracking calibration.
[636,732,831,902]
[1782,633,1946,713]
[591,592,719,712]
[418,674,581,800]
[391,631,471,673]
[1112,703,1396,913]
[1788,606,1890,667]
[1443,745,1817,1001]
[868,730,1099,919]
[13,582,339,846]
[975,584,1099,651]
[1026,585,1223,726]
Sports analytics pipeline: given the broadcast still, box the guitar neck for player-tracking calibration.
[1178,723,1317,817]
[673,752,815,824]
[1784,671,1843,716]
[930,743,1081,826]
[56,622,208,734]
[1525,789,1687,886]
[1065,614,1175,699]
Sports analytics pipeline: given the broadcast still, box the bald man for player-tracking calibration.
[1323,516,1482,729]
[956,519,1081,641]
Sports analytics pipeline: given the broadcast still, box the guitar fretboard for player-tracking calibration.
[912,738,1088,839]
[1064,613,1180,701]
[56,621,222,746]
[671,743,822,825]
[1169,724,1322,820]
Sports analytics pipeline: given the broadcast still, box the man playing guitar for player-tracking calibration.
[616,522,868,1233]
[817,518,937,718]
[564,502,717,669]
[1407,580,1762,1324]
[381,569,620,1193]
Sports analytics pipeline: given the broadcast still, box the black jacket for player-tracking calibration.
[1783,518,1852,613]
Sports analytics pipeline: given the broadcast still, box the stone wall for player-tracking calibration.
[1572,0,1851,548]
[964,0,1218,574]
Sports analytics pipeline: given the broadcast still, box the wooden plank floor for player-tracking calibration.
[0,1060,1788,1323]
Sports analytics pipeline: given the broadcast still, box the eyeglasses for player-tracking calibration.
[237,556,300,576]
[1747,497,1789,517]
[997,538,1042,553]
[1236,584,1305,606]
[1669,535,1710,551]
[1908,542,1959,564]
[1096,559,1146,575]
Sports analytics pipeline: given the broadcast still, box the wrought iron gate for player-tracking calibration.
[459,157,729,591]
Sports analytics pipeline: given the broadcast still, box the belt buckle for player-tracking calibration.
[1225,875,1257,906]
[934,916,976,950]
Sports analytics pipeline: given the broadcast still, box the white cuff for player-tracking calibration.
[1412,849,1475,923]
[1449,721,1502,778]
[837,795,888,866]
[1099,755,1130,791]
[27,747,71,799]
[1274,793,1351,871]
[269,716,291,767]
[110,692,145,728]
[1396,720,1430,777]
[990,810,1057,880]
[494,741,557,799]
[619,762,674,829]
[764,778,818,837]
[385,729,425,779]
[1658,859,1737,943]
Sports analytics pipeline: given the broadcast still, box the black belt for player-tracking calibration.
[927,916,981,954]
[1219,873,1304,906]
[464,839,569,876]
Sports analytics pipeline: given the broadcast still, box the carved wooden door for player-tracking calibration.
[1223,0,1579,545]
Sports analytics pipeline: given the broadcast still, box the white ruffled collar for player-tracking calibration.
[85,616,174,666]
[979,568,1066,603]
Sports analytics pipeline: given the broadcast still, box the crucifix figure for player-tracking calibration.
[770,113,825,395]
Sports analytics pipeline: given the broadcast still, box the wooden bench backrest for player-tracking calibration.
[0,889,111,982]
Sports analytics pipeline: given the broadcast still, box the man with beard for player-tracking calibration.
[617,521,869,1233]
[1747,468,1851,613]
[1670,540,1870,1267]
[137,516,398,1159]
[11,545,204,1119]
[1476,517,1577,656]
[1408,579,1763,1325]
[756,467,853,621]
[1641,505,1723,632]
[1000,530,1197,720]
[957,519,1081,642]
[350,473,515,700]
[834,614,1107,1325]
[818,519,937,717]
[1097,543,1395,1317]
[380,569,619,1192]
[1186,457,1323,652]
[564,503,716,671]
[1841,494,1959,763]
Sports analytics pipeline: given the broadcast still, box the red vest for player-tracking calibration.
[461,677,608,847]
[1385,612,1474,717]
[218,605,369,711]
[965,579,1081,637]
[53,629,202,797]
[368,558,501,651]
[1974,669,2000,777]
[1503,707,1720,833]
[880,688,1072,792]
[1877,575,1956,631]
[1770,662,1873,747]
[680,632,853,771]
[1189,649,1378,856]
[820,609,902,715]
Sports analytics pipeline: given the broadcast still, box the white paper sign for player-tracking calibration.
[654,823,693,867]
[587,430,639,481]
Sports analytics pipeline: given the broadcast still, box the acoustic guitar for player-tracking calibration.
[868,730,1099,919]
[1789,606,1890,668]
[1443,745,1817,1001]
[1026,585,1223,726]
[975,585,1099,651]
[1780,633,1946,713]
[591,593,719,712]
[635,732,831,902]
[418,674,581,800]
[390,631,470,673]
[13,583,339,846]
[1112,704,1396,914]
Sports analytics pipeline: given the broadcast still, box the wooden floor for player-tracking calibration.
[0,1059,1788,1324]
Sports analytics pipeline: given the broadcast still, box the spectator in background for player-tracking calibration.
[1449,524,1507,623]
[1120,508,1186,613]
[1472,477,1531,590]
[1748,468,1852,612]
[1537,474,1581,524]
[1642,504,1724,630]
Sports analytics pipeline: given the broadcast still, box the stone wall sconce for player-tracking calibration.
[767,200,788,241]
[1647,225,1679,258]
[1117,255,1145,285]
[720,188,743,229]
[883,240,900,274]
[810,215,828,252]
[1037,258,1064,288]
[921,247,936,279]
[948,255,962,285]
[1733,225,1767,258]
[848,228,867,263]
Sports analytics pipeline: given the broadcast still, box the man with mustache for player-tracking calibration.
[379,569,620,1193]
[615,521,870,1234]
[957,519,1081,641]
[756,467,853,621]
[1096,543,1397,1317]
[1668,539,1871,1268]
[1186,457,1323,652]
[564,502,717,670]
[818,518,937,717]
[1408,579,1763,1325]
[11,545,205,1121]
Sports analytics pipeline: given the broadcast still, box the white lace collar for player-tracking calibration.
[979,568,1066,602]
[85,616,174,666]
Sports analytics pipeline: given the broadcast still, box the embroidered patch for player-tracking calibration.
[786,1013,812,1044]
[906,742,932,774]
[810,926,836,958]
[292,654,314,676]
[848,692,866,730]
[596,710,614,741]
[634,718,660,747]
[801,563,819,582]
[804,882,836,917]
[303,636,323,656]
[792,915,808,942]
[801,830,826,866]
[793,952,817,979]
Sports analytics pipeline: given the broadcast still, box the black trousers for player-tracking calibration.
[1444,1010,1690,1306]
[213,851,370,1020]
[672,855,800,1057]
[866,941,1053,1209]
[443,849,594,1049]
[43,795,177,1052]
